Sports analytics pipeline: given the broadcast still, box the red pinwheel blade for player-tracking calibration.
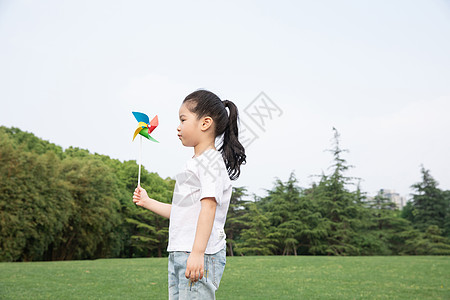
[147,115,159,134]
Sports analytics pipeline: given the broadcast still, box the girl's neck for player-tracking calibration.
[193,142,216,158]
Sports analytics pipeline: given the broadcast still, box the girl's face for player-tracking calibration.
[177,103,201,147]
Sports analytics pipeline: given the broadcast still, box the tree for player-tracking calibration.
[443,190,450,238]
[48,157,122,260]
[402,225,450,255]
[124,168,173,258]
[361,194,414,255]
[234,203,276,256]
[409,166,447,232]
[0,131,73,261]
[224,187,250,256]
[312,128,364,255]
[258,173,329,255]
[0,126,177,261]
[298,184,333,255]
[258,173,303,255]
[400,200,414,222]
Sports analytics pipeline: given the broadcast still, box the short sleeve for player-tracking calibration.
[196,151,226,205]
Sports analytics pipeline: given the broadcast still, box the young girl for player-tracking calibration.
[132,89,246,299]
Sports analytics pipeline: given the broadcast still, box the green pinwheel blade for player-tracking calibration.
[139,128,159,143]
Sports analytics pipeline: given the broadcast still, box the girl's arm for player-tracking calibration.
[133,186,171,219]
[185,197,217,282]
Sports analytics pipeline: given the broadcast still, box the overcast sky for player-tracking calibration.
[1,0,449,200]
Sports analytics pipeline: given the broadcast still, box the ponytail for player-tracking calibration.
[219,100,247,180]
[183,90,246,180]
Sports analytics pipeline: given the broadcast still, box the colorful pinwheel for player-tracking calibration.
[132,112,159,186]
[132,112,159,143]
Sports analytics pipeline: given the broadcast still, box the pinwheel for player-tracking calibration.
[132,111,159,186]
[132,112,159,142]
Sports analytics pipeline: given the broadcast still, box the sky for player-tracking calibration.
[1,0,449,200]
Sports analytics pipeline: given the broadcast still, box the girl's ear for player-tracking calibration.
[200,116,213,131]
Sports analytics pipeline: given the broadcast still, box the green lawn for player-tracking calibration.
[1,256,449,299]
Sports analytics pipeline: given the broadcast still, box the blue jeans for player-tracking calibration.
[168,247,226,300]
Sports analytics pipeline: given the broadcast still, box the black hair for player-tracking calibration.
[183,89,246,180]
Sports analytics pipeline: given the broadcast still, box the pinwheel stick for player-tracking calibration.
[138,135,142,187]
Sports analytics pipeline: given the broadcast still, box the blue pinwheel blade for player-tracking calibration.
[132,112,150,124]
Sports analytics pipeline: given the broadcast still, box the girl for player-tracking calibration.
[132,89,246,299]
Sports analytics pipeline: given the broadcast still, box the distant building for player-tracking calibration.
[377,189,406,210]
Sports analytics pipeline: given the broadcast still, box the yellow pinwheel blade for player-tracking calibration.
[133,122,148,141]
[133,127,143,141]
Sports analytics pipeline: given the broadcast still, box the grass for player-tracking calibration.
[0,256,449,299]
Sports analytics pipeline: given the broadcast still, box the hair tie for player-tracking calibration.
[222,100,230,116]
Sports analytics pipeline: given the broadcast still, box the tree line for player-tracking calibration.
[0,126,449,261]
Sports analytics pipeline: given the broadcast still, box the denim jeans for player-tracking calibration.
[168,247,226,300]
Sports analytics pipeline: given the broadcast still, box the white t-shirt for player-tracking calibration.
[167,148,232,254]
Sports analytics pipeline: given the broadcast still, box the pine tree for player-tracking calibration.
[361,194,413,255]
[402,225,450,255]
[259,173,330,255]
[296,186,330,255]
[224,187,250,256]
[443,190,450,238]
[410,166,447,232]
[313,128,364,255]
[258,173,302,255]
[234,203,276,255]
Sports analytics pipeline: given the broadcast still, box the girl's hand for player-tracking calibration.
[133,186,150,208]
[185,252,204,282]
